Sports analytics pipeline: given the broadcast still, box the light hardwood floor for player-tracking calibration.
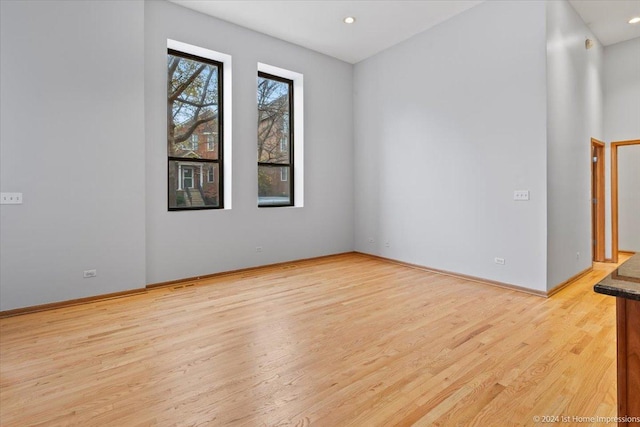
[0,253,631,426]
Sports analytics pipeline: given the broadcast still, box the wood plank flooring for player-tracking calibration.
[0,253,632,426]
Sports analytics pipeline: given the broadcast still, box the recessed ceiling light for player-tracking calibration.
[629,17,640,24]
[343,16,356,24]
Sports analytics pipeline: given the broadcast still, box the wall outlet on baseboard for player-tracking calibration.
[83,269,97,278]
[494,257,505,265]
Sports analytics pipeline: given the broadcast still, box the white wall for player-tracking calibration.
[617,145,640,252]
[0,0,354,311]
[603,37,640,256]
[145,1,354,284]
[0,0,146,310]
[354,1,548,291]
[1,0,622,311]
[604,38,640,142]
[545,0,603,288]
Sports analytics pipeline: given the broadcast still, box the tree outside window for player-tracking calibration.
[167,49,223,210]
[257,72,293,207]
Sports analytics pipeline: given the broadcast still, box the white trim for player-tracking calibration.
[258,62,304,207]
[169,39,233,209]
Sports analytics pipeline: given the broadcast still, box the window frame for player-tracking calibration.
[167,48,224,211]
[206,134,215,151]
[257,71,294,208]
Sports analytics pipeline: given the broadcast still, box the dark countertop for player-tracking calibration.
[594,253,640,301]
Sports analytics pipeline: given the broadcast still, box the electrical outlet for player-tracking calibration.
[0,192,23,205]
[368,238,375,244]
[83,269,97,278]
[576,252,580,260]
[385,240,390,248]
[513,190,530,201]
[494,257,505,265]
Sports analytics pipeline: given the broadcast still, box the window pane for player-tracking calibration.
[169,161,220,208]
[168,53,220,161]
[258,166,291,206]
[257,77,290,164]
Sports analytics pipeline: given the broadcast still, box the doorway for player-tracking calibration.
[182,167,194,189]
[611,139,640,263]
[591,138,605,262]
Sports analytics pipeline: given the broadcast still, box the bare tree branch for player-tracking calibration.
[169,64,206,102]
[175,98,217,108]
[174,117,214,144]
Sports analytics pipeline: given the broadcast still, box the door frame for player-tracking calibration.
[591,138,605,262]
[611,139,640,263]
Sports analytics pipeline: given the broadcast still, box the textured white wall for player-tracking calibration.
[354,1,548,291]
[144,1,354,284]
[546,0,603,288]
[0,0,146,310]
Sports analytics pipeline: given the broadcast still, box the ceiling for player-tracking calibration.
[170,0,640,64]
[169,0,481,63]
[569,0,640,46]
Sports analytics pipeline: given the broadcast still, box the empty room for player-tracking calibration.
[1,0,639,425]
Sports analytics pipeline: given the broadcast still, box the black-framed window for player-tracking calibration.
[257,72,293,207]
[167,49,223,210]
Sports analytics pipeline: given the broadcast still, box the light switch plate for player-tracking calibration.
[1,193,23,204]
